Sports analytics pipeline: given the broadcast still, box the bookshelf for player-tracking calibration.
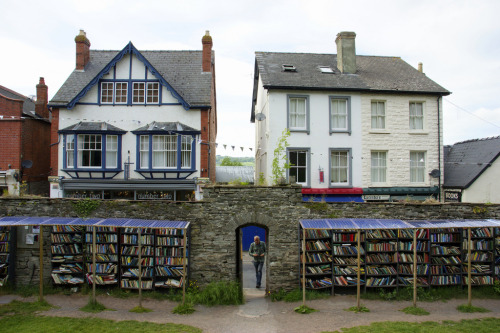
[51,225,85,285]
[429,228,462,286]
[365,229,398,288]
[462,227,494,286]
[495,228,500,281]
[120,228,154,290]
[85,226,119,286]
[154,228,188,289]
[397,229,430,287]
[332,230,364,291]
[300,229,333,291]
[0,227,14,287]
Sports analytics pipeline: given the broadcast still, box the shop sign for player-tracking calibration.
[444,191,461,202]
[362,195,390,201]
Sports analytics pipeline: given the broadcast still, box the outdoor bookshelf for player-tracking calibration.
[462,227,494,286]
[50,225,85,285]
[85,226,119,286]
[397,229,430,287]
[365,229,398,289]
[154,228,188,289]
[300,228,333,291]
[495,228,500,281]
[0,227,15,287]
[120,228,154,290]
[332,230,364,292]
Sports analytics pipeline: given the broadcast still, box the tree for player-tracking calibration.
[220,157,243,166]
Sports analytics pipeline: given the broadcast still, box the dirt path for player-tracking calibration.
[2,292,500,333]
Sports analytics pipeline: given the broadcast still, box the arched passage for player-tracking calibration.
[236,223,269,292]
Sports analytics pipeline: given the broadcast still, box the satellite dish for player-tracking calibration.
[21,160,33,169]
[255,113,266,121]
[429,169,440,178]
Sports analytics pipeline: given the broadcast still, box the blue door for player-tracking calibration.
[242,226,266,251]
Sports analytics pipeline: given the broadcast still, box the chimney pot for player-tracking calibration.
[418,62,423,73]
[75,29,91,70]
[335,31,356,74]
[202,30,213,72]
[35,77,49,119]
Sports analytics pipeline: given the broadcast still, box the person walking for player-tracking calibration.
[249,235,266,288]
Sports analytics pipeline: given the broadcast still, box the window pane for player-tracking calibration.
[410,151,425,182]
[331,99,348,130]
[147,83,159,103]
[289,97,306,129]
[106,135,118,168]
[66,135,74,168]
[181,136,192,169]
[133,82,145,103]
[288,150,307,184]
[371,151,387,183]
[115,82,128,103]
[101,83,114,103]
[77,134,102,167]
[371,101,385,129]
[409,102,423,130]
[152,135,177,168]
[140,135,149,168]
[331,151,349,184]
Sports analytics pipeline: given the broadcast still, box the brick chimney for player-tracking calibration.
[202,30,213,72]
[335,31,356,74]
[75,30,91,70]
[35,77,49,119]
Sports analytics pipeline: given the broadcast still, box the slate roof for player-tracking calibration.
[255,52,450,95]
[0,85,40,118]
[132,121,200,133]
[59,122,126,133]
[444,136,500,189]
[50,48,213,109]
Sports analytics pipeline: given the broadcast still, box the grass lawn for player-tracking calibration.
[324,318,500,333]
[0,314,201,333]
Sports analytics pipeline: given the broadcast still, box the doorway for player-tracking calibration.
[236,224,268,292]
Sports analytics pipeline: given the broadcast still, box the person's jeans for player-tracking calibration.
[253,261,264,286]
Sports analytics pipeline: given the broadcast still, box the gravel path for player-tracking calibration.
[2,291,500,333]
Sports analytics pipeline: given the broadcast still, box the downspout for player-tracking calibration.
[437,96,441,201]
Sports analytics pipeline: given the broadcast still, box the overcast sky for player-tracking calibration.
[1,0,499,157]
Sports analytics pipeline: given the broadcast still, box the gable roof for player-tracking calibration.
[59,121,126,133]
[50,42,213,110]
[0,85,39,118]
[444,136,500,189]
[255,52,450,94]
[132,121,200,134]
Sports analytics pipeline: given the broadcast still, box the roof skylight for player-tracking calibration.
[282,64,297,72]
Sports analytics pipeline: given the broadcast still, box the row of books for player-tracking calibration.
[51,244,81,254]
[398,229,428,239]
[85,263,118,274]
[122,228,154,234]
[366,242,396,252]
[121,246,154,256]
[462,240,493,250]
[303,252,332,263]
[52,263,83,273]
[398,253,429,263]
[366,253,395,263]
[366,230,397,239]
[430,245,460,255]
[121,235,154,245]
[304,229,331,239]
[306,240,331,251]
[85,273,117,285]
[430,234,460,242]
[332,245,364,255]
[469,228,492,238]
[366,277,396,286]
[464,252,493,261]
[398,264,430,275]
[155,257,187,266]
[120,279,153,289]
[0,233,10,242]
[156,237,185,246]
[51,255,83,263]
[430,265,461,274]
[333,257,361,265]
[0,254,9,263]
[303,277,332,288]
[398,241,429,252]
[89,254,118,262]
[430,275,461,285]
[431,256,461,264]
[398,277,429,286]
[51,233,82,243]
[122,267,154,278]
[334,276,362,286]
[462,264,492,274]
[85,234,118,243]
[155,247,185,257]
[120,256,154,266]
[366,265,397,275]
[0,244,9,252]
[155,277,183,288]
[464,276,493,285]
[332,233,364,242]
[333,266,362,275]
[155,266,184,277]
[86,244,117,254]
[85,226,117,232]
[157,229,184,236]
[51,274,84,284]
[52,226,83,233]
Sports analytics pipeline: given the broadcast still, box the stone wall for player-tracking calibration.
[1,186,499,291]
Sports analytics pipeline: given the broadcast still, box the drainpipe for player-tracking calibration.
[437,96,441,201]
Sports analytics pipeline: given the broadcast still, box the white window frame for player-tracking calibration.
[181,135,192,169]
[105,135,118,168]
[101,82,114,104]
[139,135,149,168]
[409,102,424,130]
[146,82,159,104]
[330,149,351,186]
[287,95,309,132]
[371,151,387,183]
[66,135,75,168]
[371,101,386,130]
[330,96,351,133]
[133,82,145,103]
[77,134,102,168]
[410,151,426,183]
[287,149,309,186]
[152,135,177,169]
[114,82,128,104]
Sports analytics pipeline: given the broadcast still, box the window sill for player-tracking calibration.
[63,168,123,172]
[329,130,351,135]
[408,131,429,135]
[136,169,196,173]
[329,184,352,188]
[369,130,390,134]
[289,129,310,135]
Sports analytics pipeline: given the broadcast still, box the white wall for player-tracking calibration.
[361,94,442,189]
[259,87,362,188]
[462,158,500,203]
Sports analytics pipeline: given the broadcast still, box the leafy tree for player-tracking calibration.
[220,157,243,166]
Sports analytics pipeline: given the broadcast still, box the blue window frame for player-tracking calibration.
[98,79,161,106]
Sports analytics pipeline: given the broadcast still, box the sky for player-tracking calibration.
[1,0,500,158]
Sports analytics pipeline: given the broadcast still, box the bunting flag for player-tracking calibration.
[231,146,235,151]
[240,147,244,152]
[223,144,227,150]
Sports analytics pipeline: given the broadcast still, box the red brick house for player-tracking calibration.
[0,78,51,196]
